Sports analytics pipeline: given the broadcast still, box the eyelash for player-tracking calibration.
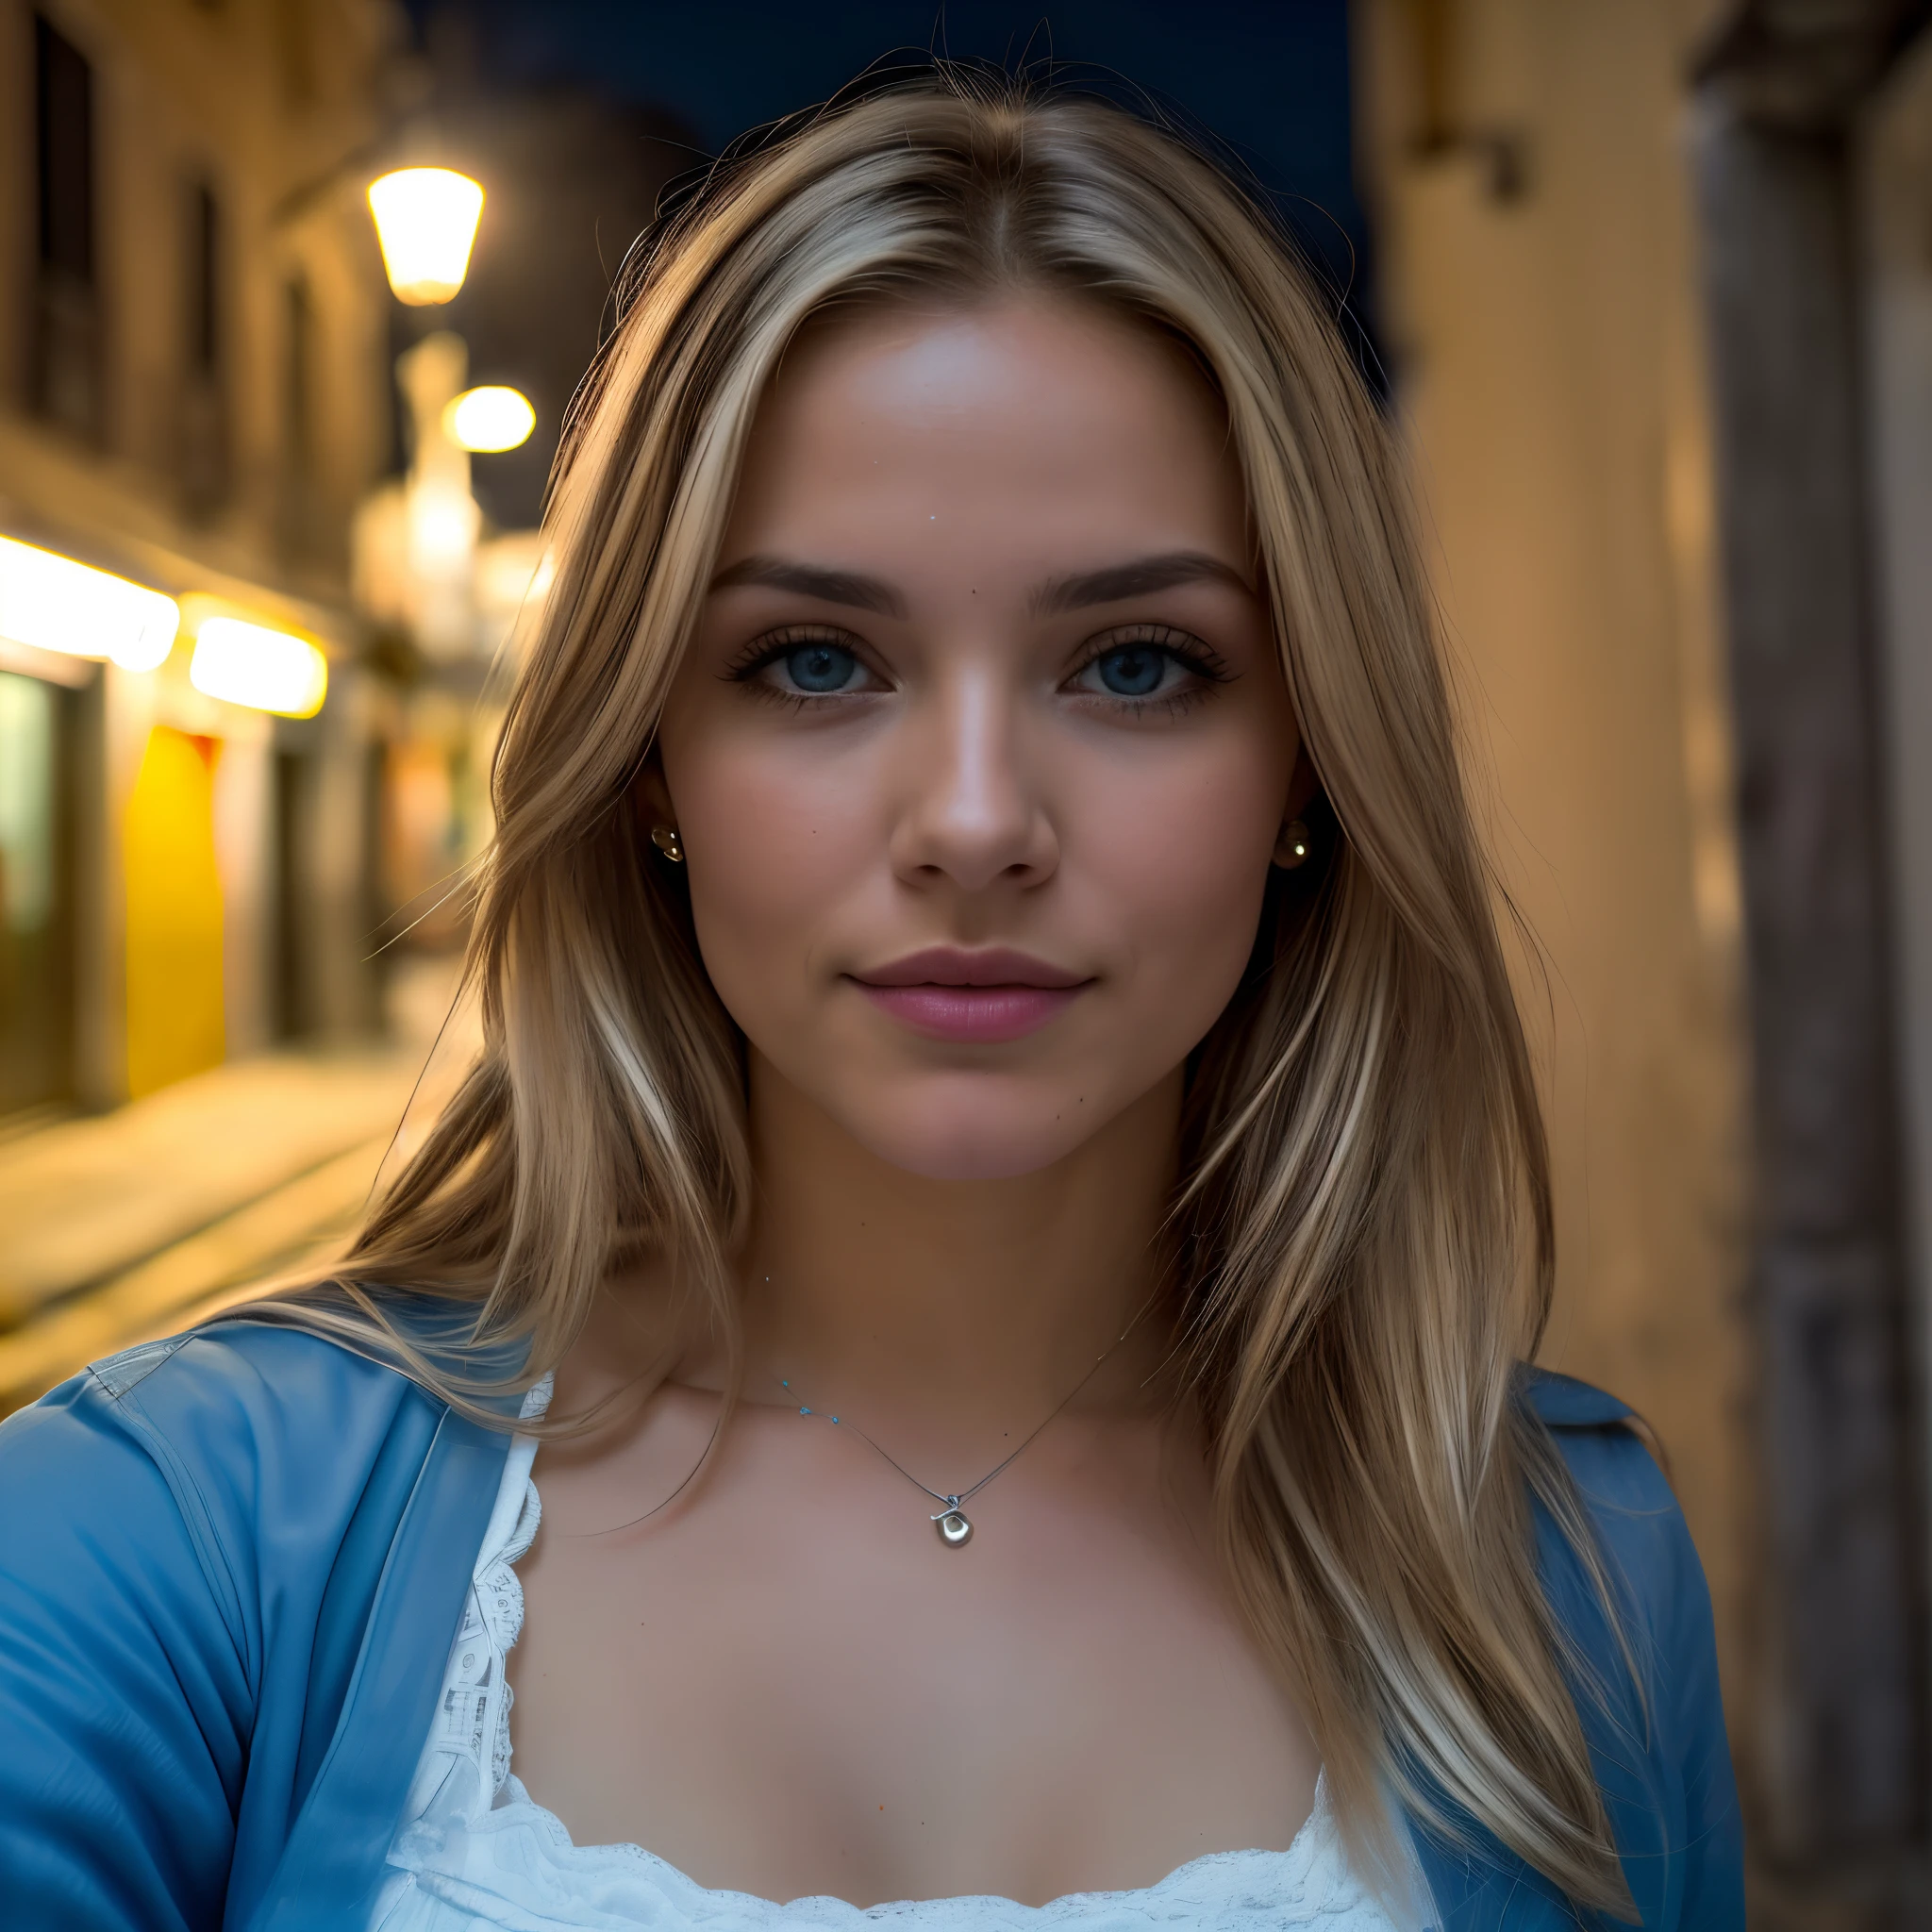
[1068,625,1232,716]
[723,623,1233,714]
[724,625,872,710]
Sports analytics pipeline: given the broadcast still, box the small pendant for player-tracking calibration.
[932,1501,973,1547]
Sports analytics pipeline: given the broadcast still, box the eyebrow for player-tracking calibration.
[708,556,907,617]
[1029,551,1253,615]
[708,547,1253,621]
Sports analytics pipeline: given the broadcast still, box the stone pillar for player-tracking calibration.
[1690,0,1931,1874]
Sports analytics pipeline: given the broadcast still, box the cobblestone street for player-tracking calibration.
[0,1051,408,1413]
[0,958,470,1415]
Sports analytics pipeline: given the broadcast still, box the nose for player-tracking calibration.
[887,663,1058,894]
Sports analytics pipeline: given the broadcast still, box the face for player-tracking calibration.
[650,296,1306,1181]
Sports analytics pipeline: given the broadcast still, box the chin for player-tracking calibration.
[847,1090,1103,1183]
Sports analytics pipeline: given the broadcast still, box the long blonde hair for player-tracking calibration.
[285,75,1631,1917]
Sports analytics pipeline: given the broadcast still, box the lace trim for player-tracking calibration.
[394,1374,551,1827]
[378,1373,1432,1930]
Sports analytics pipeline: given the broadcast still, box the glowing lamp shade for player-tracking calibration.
[189,618,329,717]
[367,168,485,306]
[445,385,536,453]
[0,535,178,671]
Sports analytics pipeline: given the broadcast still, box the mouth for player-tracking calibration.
[850,946,1093,1044]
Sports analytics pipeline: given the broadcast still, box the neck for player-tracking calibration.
[716,1053,1182,1439]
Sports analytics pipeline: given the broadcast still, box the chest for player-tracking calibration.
[506,1400,1318,1907]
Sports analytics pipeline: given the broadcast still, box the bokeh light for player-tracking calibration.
[187,617,329,717]
[445,385,536,452]
[0,536,178,671]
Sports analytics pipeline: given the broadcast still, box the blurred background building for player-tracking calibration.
[0,0,415,1410]
[0,0,395,1110]
[1358,5,1932,1923]
[1,1,1930,1925]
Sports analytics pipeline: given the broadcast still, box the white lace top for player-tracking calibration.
[369,1380,1428,1931]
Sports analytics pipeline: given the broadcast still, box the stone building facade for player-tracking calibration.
[0,0,400,1115]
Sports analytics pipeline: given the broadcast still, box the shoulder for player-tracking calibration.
[12,1284,527,1475]
[1520,1363,1633,1431]
[0,1313,436,1645]
[2,1316,422,1471]
[1415,1367,1742,1929]
[1517,1364,1700,1652]
[1513,1365,1744,1930]
[0,1311,516,1929]
[0,1316,455,1616]
[8,1314,439,1471]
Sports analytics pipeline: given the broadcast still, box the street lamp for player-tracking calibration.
[445,385,535,453]
[367,167,485,306]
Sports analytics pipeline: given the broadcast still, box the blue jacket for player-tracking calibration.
[0,1318,1742,1930]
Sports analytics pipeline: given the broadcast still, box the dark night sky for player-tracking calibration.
[403,1,1370,311]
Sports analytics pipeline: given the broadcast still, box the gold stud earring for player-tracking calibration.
[650,824,685,864]
[1275,819,1311,869]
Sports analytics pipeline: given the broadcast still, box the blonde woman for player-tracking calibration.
[0,79,1740,1932]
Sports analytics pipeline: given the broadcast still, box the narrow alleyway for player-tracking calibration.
[0,958,471,1416]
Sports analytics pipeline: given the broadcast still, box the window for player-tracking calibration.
[278,273,322,561]
[271,747,316,1039]
[188,183,219,376]
[0,671,74,1114]
[179,179,229,514]
[32,15,99,438]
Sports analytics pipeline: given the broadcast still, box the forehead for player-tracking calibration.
[722,296,1249,575]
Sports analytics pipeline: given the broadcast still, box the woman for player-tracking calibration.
[0,78,1740,1930]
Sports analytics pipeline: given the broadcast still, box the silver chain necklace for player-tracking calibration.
[779,1295,1158,1549]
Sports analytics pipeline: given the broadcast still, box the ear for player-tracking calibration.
[1272,747,1322,866]
[1283,745,1320,820]
[635,752,675,829]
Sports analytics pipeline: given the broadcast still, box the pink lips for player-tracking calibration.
[852,946,1091,1043]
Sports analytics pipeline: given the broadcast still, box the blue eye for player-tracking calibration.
[1092,645,1168,696]
[783,643,860,692]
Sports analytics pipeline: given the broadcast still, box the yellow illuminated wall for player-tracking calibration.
[125,725,225,1097]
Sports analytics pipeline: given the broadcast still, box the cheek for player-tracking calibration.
[1078,740,1285,1024]
[661,731,873,1009]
